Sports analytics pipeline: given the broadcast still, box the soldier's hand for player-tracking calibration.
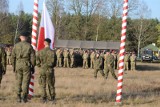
[2,70,6,75]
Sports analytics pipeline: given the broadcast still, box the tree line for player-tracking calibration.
[0,0,160,53]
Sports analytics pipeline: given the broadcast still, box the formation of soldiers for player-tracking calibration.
[0,32,137,104]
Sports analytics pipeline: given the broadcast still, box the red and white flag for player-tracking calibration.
[37,2,55,51]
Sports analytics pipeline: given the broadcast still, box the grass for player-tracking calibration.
[0,62,160,107]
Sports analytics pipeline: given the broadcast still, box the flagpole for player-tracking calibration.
[115,0,129,105]
[28,0,39,99]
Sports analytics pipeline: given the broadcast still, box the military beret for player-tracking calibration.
[20,31,30,37]
[44,38,51,43]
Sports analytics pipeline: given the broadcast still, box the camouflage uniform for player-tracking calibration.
[6,48,11,65]
[104,53,117,80]
[0,47,6,85]
[11,40,35,102]
[83,52,89,69]
[70,50,75,68]
[90,52,95,69]
[63,50,69,67]
[112,52,117,69]
[124,53,130,71]
[36,47,56,102]
[130,53,136,71]
[94,54,105,78]
[56,49,62,67]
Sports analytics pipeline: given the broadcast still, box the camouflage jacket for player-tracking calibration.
[36,47,55,69]
[11,41,36,68]
[0,47,6,72]
[94,57,103,69]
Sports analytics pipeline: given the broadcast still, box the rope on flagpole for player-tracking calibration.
[115,0,129,105]
[29,0,39,99]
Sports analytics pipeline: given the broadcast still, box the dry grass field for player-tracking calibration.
[0,62,160,107]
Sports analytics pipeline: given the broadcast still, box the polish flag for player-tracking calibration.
[37,2,55,51]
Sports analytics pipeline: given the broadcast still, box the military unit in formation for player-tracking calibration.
[0,32,137,103]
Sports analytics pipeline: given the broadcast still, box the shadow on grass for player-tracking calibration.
[136,64,160,71]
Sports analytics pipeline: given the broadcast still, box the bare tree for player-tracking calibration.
[47,0,64,39]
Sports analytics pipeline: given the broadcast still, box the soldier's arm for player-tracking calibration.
[30,46,36,67]
[11,46,16,72]
[1,48,7,74]
[36,52,41,67]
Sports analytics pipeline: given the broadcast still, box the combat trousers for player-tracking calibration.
[56,57,62,67]
[94,68,105,78]
[90,59,94,69]
[63,58,69,67]
[0,72,3,85]
[83,59,88,68]
[104,65,117,80]
[7,56,11,65]
[70,58,74,67]
[16,66,31,99]
[131,61,136,71]
[39,68,55,99]
[124,62,129,70]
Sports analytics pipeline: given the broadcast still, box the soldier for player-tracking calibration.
[94,53,105,79]
[124,52,130,71]
[11,32,35,103]
[0,46,6,86]
[70,49,75,68]
[6,47,12,65]
[83,50,89,69]
[56,48,62,67]
[130,52,136,71]
[63,49,69,67]
[104,51,117,80]
[36,38,56,103]
[90,51,95,69]
[111,50,117,69]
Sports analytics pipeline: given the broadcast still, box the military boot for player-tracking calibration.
[40,97,47,103]
[22,95,28,103]
[17,94,21,103]
[51,96,56,104]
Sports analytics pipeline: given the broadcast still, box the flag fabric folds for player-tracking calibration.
[37,2,55,51]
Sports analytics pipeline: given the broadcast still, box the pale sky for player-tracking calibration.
[9,0,160,20]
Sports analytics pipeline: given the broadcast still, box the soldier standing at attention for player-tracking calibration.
[0,46,6,86]
[94,53,105,79]
[36,38,56,103]
[56,48,62,67]
[90,51,95,69]
[11,32,36,103]
[70,49,75,68]
[83,50,89,69]
[63,49,69,67]
[124,52,130,71]
[130,52,136,71]
[6,47,12,65]
[104,51,117,80]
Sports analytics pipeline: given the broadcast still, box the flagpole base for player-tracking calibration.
[115,102,122,106]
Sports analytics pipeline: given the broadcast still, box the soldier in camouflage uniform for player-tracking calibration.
[36,38,56,103]
[130,52,136,71]
[6,47,12,65]
[0,47,6,86]
[69,49,75,68]
[63,49,69,67]
[90,51,95,69]
[124,52,130,71]
[11,32,36,103]
[83,51,89,69]
[104,51,117,80]
[56,49,62,67]
[111,50,117,69]
[94,53,105,78]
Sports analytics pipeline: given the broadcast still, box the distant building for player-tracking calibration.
[54,40,120,50]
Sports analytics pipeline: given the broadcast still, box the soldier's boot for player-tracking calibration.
[17,94,21,103]
[51,96,56,104]
[22,95,28,103]
[40,97,47,103]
